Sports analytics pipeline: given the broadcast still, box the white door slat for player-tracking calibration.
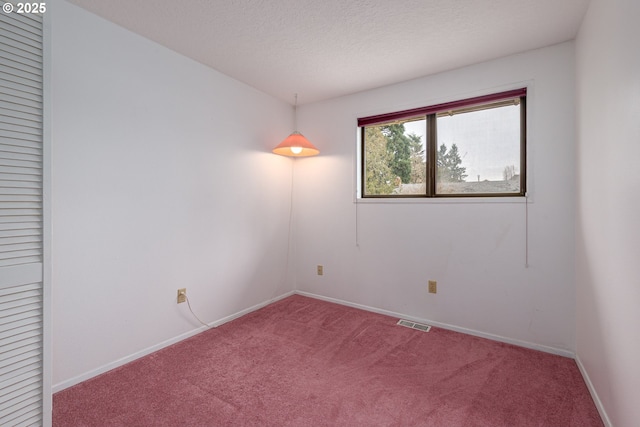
[0,320,40,341]
[0,285,41,300]
[0,388,41,421]
[0,244,40,256]
[0,5,42,33]
[0,250,41,262]
[0,400,42,426]
[0,235,42,246]
[0,111,41,134]
[0,278,41,294]
[0,370,40,401]
[0,46,41,71]
[0,174,42,187]
[0,164,41,182]
[0,84,42,105]
[0,335,41,357]
[0,383,41,414]
[0,289,41,307]
[0,161,42,173]
[0,347,42,370]
[0,283,41,299]
[0,216,41,224]
[0,198,42,207]
[0,95,42,117]
[0,296,41,317]
[0,113,42,131]
[0,311,41,328]
[0,324,42,354]
[0,24,42,52]
[0,256,42,268]
[0,356,40,380]
[0,174,41,184]
[0,227,41,237]
[0,59,41,81]
[0,82,42,104]
[0,120,42,138]
[0,190,42,200]
[0,13,41,38]
[0,221,41,230]
[0,361,41,387]
[0,99,42,117]
[0,301,42,320]
[0,151,42,164]
[0,209,40,218]
[0,129,41,144]
[0,177,42,188]
[0,196,42,204]
[0,188,42,198]
[0,19,41,40]
[0,63,41,88]
[0,142,41,157]
[0,138,41,152]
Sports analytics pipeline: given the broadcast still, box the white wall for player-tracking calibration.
[51,1,295,389]
[575,0,640,425]
[294,42,577,354]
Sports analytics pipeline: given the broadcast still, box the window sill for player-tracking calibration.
[354,196,530,205]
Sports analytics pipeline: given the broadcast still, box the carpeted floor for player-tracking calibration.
[53,295,603,426]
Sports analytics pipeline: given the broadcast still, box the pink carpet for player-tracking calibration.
[53,295,603,426]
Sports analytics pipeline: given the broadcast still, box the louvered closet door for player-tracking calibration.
[0,3,44,426]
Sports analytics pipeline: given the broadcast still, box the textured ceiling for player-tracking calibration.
[67,0,590,105]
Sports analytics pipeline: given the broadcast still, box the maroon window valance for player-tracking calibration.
[358,88,527,127]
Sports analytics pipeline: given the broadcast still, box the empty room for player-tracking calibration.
[0,0,638,426]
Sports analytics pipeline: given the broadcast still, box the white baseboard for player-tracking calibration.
[52,291,295,393]
[295,291,575,358]
[575,354,612,427]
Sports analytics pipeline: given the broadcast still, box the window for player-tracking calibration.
[359,89,526,198]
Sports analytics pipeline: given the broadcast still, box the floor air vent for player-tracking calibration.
[397,319,431,332]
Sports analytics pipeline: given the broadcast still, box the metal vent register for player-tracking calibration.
[397,319,432,332]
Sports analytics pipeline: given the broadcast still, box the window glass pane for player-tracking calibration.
[436,103,521,195]
[363,118,426,196]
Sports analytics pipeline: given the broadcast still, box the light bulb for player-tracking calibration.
[290,146,303,154]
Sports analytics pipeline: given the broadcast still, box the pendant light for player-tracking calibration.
[272,94,319,157]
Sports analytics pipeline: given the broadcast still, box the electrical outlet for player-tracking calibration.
[428,280,437,294]
[177,288,186,304]
[317,265,323,276]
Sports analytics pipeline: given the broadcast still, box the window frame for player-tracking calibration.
[359,89,527,199]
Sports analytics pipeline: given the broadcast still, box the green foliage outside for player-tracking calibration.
[364,123,425,195]
[437,143,467,183]
[365,123,468,195]
[364,127,395,195]
[381,124,412,184]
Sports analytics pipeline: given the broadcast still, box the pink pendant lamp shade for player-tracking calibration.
[272,131,319,157]
[273,94,319,157]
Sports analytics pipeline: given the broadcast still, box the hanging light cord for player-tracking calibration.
[355,198,360,248]
[525,193,529,268]
[354,162,360,248]
[293,93,298,132]
[285,159,295,285]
